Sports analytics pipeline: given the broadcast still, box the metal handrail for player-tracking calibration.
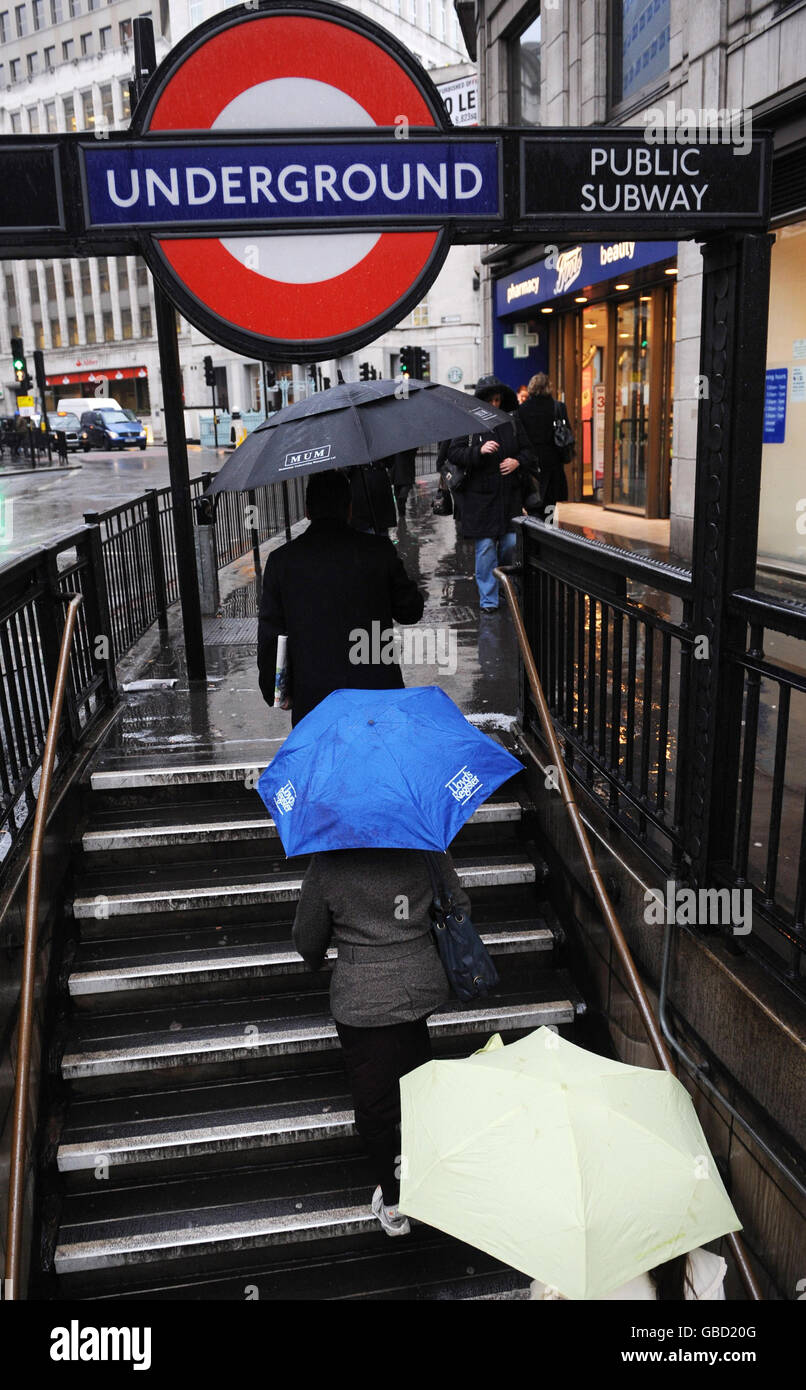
[495,565,762,1302]
[4,592,83,1301]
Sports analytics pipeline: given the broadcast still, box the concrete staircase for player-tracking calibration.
[37,754,585,1300]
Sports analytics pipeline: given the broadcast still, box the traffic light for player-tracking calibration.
[11,337,31,393]
[203,355,215,386]
[265,364,276,388]
[419,349,431,381]
[399,346,412,377]
[359,362,372,381]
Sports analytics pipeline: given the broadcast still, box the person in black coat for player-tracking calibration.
[383,448,418,518]
[349,461,398,536]
[445,374,532,611]
[257,469,425,726]
[517,373,570,514]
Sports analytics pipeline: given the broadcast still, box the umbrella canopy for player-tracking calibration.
[207,378,511,494]
[256,686,523,856]
[398,1028,741,1300]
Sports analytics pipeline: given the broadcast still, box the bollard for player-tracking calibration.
[193,495,220,615]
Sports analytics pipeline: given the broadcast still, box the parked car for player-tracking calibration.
[49,412,82,452]
[79,408,148,450]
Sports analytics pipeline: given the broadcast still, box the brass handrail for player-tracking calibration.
[5,592,83,1301]
[495,566,762,1302]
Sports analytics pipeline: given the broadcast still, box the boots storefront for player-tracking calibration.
[493,240,678,518]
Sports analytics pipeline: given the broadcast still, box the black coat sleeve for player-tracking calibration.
[292,859,333,971]
[386,544,425,626]
[446,433,483,472]
[257,551,285,708]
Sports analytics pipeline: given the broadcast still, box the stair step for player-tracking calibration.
[68,921,554,998]
[61,996,577,1082]
[71,857,538,920]
[81,800,523,855]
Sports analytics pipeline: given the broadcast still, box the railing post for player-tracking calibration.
[42,544,81,749]
[145,488,169,629]
[84,520,119,702]
[686,232,773,890]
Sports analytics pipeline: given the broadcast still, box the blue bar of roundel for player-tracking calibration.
[83,141,501,225]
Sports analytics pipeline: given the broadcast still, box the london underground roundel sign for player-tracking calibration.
[132,0,453,361]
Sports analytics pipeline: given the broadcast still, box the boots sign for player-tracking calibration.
[0,0,770,361]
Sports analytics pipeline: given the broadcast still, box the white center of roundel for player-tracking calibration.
[213,78,380,285]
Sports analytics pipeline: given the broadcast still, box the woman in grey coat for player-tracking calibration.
[293,846,469,1236]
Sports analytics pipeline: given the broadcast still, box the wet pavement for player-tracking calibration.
[98,476,522,771]
[0,445,229,562]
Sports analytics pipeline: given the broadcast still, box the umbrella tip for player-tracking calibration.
[336,369,345,384]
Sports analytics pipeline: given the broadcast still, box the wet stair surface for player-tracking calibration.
[37,748,585,1301]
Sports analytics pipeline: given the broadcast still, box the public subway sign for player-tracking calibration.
[520,131,769,229]
[0,1,772,363]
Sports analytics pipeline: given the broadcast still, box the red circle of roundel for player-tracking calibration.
[145,14,441,345]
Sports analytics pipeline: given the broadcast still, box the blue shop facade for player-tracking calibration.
[493,238,678,516]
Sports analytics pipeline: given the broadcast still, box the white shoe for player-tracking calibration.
[372,1185,411,1237]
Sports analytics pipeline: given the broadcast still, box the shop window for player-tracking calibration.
[610,0,670,108]
[509,9,541,127]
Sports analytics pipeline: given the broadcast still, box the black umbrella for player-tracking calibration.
[206,378,512,495]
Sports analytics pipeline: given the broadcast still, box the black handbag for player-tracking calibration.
[440,458,467,493]
[553,402,575,459]
[432,487,453,516]
[423,852,500,1003]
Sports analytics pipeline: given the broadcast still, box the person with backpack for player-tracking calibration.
[517,373,574,517]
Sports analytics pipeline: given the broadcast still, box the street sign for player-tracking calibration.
[15,396,34,408]
[128,2,457,360]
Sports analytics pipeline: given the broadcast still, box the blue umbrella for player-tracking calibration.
[257,687,524,856]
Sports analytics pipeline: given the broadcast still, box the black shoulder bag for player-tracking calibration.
[423,852,500,1003]
[553,402,575,460]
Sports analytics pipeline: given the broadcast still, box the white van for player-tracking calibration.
[56,396,123,416]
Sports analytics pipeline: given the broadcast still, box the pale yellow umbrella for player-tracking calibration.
[398,1028,740,1300]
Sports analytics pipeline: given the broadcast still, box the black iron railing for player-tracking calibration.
[519,519,806,983]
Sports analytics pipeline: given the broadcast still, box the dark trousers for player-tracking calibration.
[393,483,412,515]
[335,1016,432,1205]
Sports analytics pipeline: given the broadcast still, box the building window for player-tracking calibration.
[50,0,61,19]
[409,0,416,21]
[80,262,92,296]
[67,315,78,345]
[62,95,76,130]
[121,307,133,339]
[14,3,27,37]
[44,264,56,299]
[610,0,670,107]
[189,0,203,24]
[61,263,74,298]
[81,89,94,128]
[102,310,114,341]
[44,45,55,69]
[68,0,79,13]
[97,261,110,293]
[116,256,129,292]
[10,109,22,130]
[0,11,7,41]
[135,259,148,288]
[411,298,429,327]
[26,51,39,77]
[84,315,96,342]
[5,273,17,307]
[99,24,111,48]
[119,15,131,41]
[438,0,445,39]
[140,304,152,336]
[120,81,131,122]
[31,0,42,26]
[100,83,113,126]
[10,60,21,84]
[50,318,62,347]
[509,10,541,126]
[45,101,57,130]
[28,267,40,302]
[27,105,40,131]
[80,30,92,54]
[88,0,99,8]
[62,38,74,59]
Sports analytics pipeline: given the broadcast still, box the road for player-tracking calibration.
[0,445,231,562]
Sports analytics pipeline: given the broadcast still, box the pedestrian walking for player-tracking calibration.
[529,1247,727,1300]
[257,469,424,726]
[383,448,418,519]
[445,374,533,612]
[292,846,466,1235]
[517,373,572,516]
